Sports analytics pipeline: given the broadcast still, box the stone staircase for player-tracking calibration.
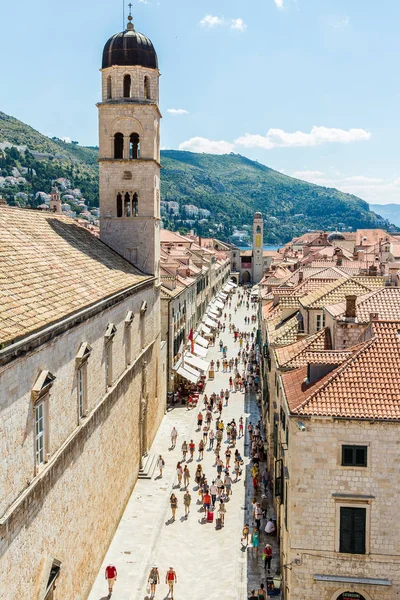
[138,453,157,480]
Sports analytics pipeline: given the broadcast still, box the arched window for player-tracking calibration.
[107,76,112,99]
[124,192,131,217]
[123,74,132,98]
[256,225,261,234]
[144,76,151,100]
[114,133,124,159]
[132,193,139,216]
[116,193,123,217]
[129,133,140,159]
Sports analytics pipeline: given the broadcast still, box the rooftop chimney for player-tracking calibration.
[345,295,357,319]
[369,312,379,321]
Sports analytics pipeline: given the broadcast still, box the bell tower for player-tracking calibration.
[98,9,161,278]
[252,212,263,283]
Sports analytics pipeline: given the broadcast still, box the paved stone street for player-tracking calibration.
[88,293,279,600]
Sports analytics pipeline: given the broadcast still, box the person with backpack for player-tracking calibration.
[147,566,160,599]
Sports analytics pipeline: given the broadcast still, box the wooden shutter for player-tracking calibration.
[340,507,366,554]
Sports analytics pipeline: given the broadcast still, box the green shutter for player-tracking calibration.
[340,507,366,554]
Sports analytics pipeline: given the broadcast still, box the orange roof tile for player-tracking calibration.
[275,328,331,369]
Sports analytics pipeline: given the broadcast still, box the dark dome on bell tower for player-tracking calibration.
[102,14,158,70]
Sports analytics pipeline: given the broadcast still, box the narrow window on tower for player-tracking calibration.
[114,133,124,159]
[124,192,131,217]
[116,193,123,217]
[132,193,139,216]
[107,75,112,99]
[123,74,132,98]
[144,75,151,99]
[130,133,140,159]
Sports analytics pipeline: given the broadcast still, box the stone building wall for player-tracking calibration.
[0,283,163,600]
[282,417,400,599]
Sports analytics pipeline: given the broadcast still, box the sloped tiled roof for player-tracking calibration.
[286,321,400,420]
[268,313,300,346]
[0,207,151,346]
[326,287,400,323]
[275,328,331,369]
[300,276,385,309]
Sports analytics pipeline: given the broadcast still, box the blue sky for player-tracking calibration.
[1,0,400,205]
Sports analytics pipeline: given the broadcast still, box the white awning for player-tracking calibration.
[194,334,209,348]
[176,366,200,384]
[219,291,228,299]
[192,343,208,357]
[203,317,217,328]
[184,352,209,372]
[228,281,238,288]
[213,300,224,309]
[223,283,234,292]
[200,323,211,335]
[208,308,220,317]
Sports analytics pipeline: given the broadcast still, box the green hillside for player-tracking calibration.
[0,111,393,242]
[160,150,391,243]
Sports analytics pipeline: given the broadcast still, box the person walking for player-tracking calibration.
[189,439,195,461]
[263,544,272,573]
[209,428,215,449]
[105,564,117,598]
[218,500,226,525]
[181,440,188,462]
[197,411,203,430]
[183,490,191,517]
[210,480,218,506]
[170,493,178,521]
[257,583,267,599]
[165,567,177,599]
[183,464,190,488]
[225,389,230,406]
[241,523,250,548]
[176,462,183,488]
[224,472,232,497]
[255,502,263,531]
[170,427,177,449]
[198,439,205,460]
[251,527,259,558]
[261,494,268,518]
[147,566,160,599]
[157,455,165,478]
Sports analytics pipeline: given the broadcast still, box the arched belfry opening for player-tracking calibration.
[144,76,151,100]
[107,76,112,99]
[114,133,124,159]
[123,74,132,98]
[116,193,123,217]
[130,133,140,159]
[132,193,139,216]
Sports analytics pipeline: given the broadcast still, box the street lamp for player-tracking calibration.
[272,574,282,590]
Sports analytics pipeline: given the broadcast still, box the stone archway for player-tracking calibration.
[230,274,239,285]
[242,270,251,284]
[331,590,371,600]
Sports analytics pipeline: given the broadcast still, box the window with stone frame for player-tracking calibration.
[341,445,368,467]
[123,74,132,98]
[339,506,366,554]
[316,312,325,331]
[35,401,45,467]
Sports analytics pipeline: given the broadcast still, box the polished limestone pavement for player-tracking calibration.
[88,295,274,600]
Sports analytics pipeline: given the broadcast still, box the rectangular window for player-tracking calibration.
[342,445,368,467]
[316,313,325,331]
[35,402,45,467]
[339,507,366,554]
[105,342,113,388]
[77,366,87,419]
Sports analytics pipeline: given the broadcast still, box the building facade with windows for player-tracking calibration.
[0,15,166,600]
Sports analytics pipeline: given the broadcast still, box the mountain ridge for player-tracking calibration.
[0,110,395,243]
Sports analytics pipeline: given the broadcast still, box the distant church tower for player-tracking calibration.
[252,212,263,283]
[50,187,62,214]
[98,9,161,277]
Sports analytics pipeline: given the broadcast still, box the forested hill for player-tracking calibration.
[0,110,393,243]
[160,150,391,243]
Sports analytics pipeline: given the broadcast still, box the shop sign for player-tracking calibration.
[337,593,366,600]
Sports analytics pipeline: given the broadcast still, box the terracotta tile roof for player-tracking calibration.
[275,328,331,369]
[302,349,354,365]
[286,321,400,420]
[0,207,151,346]
[300,276,385,309]
[268,313,300,346]
[326,287,400,323]
[280,266,348,288]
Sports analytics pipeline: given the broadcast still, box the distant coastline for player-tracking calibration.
[237,244,281,251]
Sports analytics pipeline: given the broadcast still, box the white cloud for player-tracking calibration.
[235,126,371,150]
[274,0,284,9]
[179,137,234,155]
[200,15,224,27]
[291,169,400,204]
[167,108,189,115]
[231,18,247,32]
[60,136,71,143]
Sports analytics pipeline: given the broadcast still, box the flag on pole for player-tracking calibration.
[188,328,195,354]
